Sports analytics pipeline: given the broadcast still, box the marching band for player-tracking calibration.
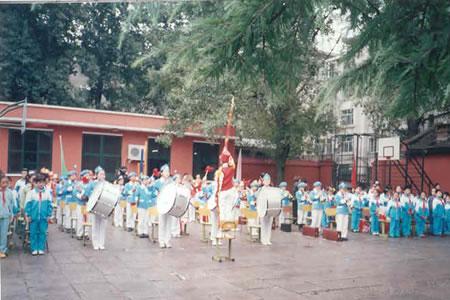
[1,155,450,259]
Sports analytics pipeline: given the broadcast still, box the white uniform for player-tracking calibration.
[86,179,108,250]
[260,215,273,245]
[156,177,172,247]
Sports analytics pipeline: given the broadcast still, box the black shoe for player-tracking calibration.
[127,228,133,232]
[341,238,348,241]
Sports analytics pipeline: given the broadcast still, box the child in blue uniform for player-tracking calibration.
[350,187,363,232]
[63,170,77,232]
[415,192,429,238]
[369,189,382,236]
[123,172,138,232]
[400,186,415,237]
[295,182,308,227]
[432,190,445,236]
[309,182,325,229]
[25,174,52,255]
[0,175,16,258]
[444,193,450,236]
[279,182,292,224]
[387,192,401,238]
[321,187,335,229]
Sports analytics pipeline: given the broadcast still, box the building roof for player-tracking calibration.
[0,101,232,138]
[406,123,450,155]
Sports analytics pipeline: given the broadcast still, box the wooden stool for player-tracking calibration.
[69,203,78,238]
[148,207,159,243]
[380,218,390,239]
[198,208,211,242]
[303,205,312,225]
[243,208,261,242]
[325,207,337,230]
[212,221,236,263]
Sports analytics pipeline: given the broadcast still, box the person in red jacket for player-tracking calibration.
[215,148,237,229]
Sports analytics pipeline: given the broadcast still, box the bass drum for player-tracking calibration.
[257,186,282,218]
[157,182,190,217]
[87,181,121,218]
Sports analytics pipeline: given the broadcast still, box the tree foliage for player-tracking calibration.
[319,0,450,137]
[155,0,335,181]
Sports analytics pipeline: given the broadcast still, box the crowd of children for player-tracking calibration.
[1,165,450,258]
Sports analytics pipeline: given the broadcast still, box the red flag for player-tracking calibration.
[351,155,357,188]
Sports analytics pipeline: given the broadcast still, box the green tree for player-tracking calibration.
[154,0,335,181]
[0,4,79,105]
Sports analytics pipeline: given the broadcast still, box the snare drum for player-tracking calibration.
[157,183,190,217]
[87,181,121,218]
[257,186,282,218]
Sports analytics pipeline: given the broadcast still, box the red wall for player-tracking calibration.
[241,157,334,189]
[0,128,8,172]
[374,154,450,192]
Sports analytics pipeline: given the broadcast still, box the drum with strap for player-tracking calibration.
[157,182,190,217]
[257,186,283,218]
[87,181,121,218]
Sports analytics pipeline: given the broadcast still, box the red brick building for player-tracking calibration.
[0,101,333,187]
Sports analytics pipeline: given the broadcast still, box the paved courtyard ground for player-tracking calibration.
[2,221,450,300]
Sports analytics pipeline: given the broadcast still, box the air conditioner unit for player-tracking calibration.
[128,144,145,161]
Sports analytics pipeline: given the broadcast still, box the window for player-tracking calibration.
[147,138,170,175]
[193,142,219,180]
[341,136,353,153]
[82,134,121,180]
[340,109,353,126]
[8,129,53,173]
[369,137,377,153]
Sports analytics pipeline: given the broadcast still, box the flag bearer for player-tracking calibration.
[260,173,274,245]
[295,182,308,228]
[0,175,15,258]
[387,192,402,238]
[55,176,65,225]
[400,185,415,237]
[123,172,138,232]
[432,190,445,236]
[25,173,52,256]
[335,182,350,241]
[415,192,429,238]
[309,182,325,229]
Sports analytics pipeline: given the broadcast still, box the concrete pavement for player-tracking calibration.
[2,221,450,299]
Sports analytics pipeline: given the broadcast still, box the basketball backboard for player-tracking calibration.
[377,136,400,160]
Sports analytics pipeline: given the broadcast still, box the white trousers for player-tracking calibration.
[336,214,349,238]
[158,213,172,246]
[56,205,63,225]
[311,209,322,228]
[91,214,107,249]
[137,208,149,235]
[171,217,180,237]
[297,209,306,225]
[76,205,88,237]
[126,203,136,229]
[219,189,237,223]
[260,216,273,245]
[113,202,124,227]
[210,209,220,240]
[63,204,72,229]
